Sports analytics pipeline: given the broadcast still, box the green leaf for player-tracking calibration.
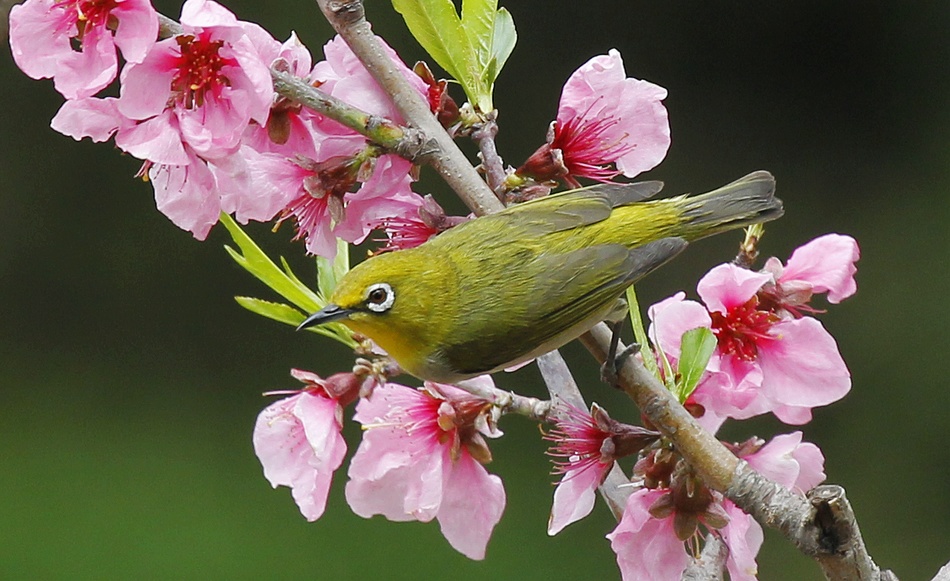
[235,297,357,347]
[625,285,658,378]
[315,238,350,300]
[235,297,307,327]
[219,214,323,313]
[392,0,478,94]
[487,8,516,84]
[462,0,496,72]
[675,327,718,403]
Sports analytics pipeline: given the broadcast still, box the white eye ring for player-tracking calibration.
[365,282,395,313]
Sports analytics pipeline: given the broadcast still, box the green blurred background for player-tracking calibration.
[2,1,948,579]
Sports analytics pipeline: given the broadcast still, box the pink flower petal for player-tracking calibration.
[110,0,160,64]
[745,432,826,493]
[607,489,690,581]
[437,448,505,560]
[180,0,239,28]
[548,463,605,535]
[117,39,179,120]
[690,359,762,421]
[51,97,129,143]
[147,150,220,239]
[346,384,442,522]
[757,317,851,412]
[780,234,860,304]
[216,147,296,224]
[52,26,117,99]
[252,392,346,521]
[115,110,189,166]
[721,501,764,581]
[648,291,712,359]
[697,263,772,313]
[9,0,73,81]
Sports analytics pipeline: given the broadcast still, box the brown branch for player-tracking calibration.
[160,3,901,578]
[312,0,503,216]
[582,323,897,580]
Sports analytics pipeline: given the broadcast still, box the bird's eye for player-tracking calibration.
[365,283,394,313]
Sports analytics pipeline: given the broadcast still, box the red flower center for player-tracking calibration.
[551,103,635,183]
[709,296,778,361]
[59,0,118,41]
[171,32,236,109]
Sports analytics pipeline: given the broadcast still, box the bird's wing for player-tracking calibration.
[529,237,688,342]
[438,238,686,377]
[480,180,667,237]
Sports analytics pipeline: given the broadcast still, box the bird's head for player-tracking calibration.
[297,249,454,375]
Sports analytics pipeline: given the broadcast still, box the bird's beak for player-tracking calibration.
[296,304,353,330]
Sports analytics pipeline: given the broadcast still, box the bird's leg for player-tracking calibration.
[600,319,641,388]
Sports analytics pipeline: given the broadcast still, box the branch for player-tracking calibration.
[536,351,632,519]
[581,323,897,580]
[471,114,507,198]
[312,0,503,216]
[682,534,727,581]
[271,69,429,160]
[455,376,551,422]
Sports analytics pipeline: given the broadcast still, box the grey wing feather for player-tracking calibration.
[499,180,667,236]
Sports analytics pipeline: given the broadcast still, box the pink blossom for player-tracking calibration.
[649,245,854,424]
[48,0,286,239]
[253,369,358,522]
[743,432,826,493]
[761,233,860,308]
[370,195,466,253]
[545,404,659,535]
[608,487,763,580]
[608,489,690,580]
[518,49,670,186]
[266,152,424,258]
[345,379,505,560]
[116,0,273,159]
[9,0,158,99]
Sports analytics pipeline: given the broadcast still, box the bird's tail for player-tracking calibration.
[678,171,783,240]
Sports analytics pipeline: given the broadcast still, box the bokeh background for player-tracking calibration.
[2,1,948,579]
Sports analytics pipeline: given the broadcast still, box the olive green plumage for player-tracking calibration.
[300,171,782,383]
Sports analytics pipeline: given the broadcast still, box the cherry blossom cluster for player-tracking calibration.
[10,0,431,255]
[9,0,671,255]
[545,233,858,579]
[10,0,861,577]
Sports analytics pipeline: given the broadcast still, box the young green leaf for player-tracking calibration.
[461,0,496,72]
[316,238,350,300]
[487,8,516,84]
[391,0,477,93]
[235,297,357,347]
[675,327,718,403]
[219,213,322,313]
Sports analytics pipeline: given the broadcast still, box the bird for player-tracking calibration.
[298,171,782,384]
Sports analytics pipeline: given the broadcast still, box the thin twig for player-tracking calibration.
[270,69,428,160]
[471,113,508,199]
[456,377,551,422]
